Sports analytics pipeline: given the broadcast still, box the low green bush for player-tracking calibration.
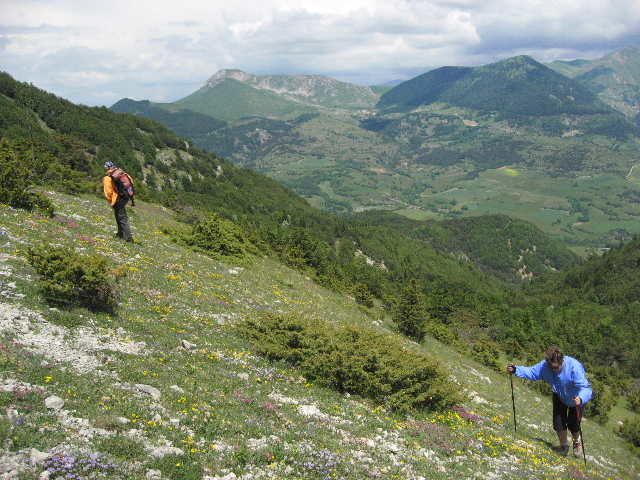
[469,340,502,371]
[619,418,640,448]
[627,390,640,414]
[239,312,462,412]
[167,213,257,260]
[0,140,53,216]
[583,377,615,424]
[27,245,118,312]
[424,322,457,345]
[353,283,374,308]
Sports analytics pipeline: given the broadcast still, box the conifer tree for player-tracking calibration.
[394,280,428,341]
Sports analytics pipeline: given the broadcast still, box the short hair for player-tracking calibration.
[545,346,564,365]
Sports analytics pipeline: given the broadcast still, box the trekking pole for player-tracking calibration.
[577,404,587,469]
[510,373,517,434]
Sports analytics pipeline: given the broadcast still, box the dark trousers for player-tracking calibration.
[552,393,580,434]
[113,196,132,242]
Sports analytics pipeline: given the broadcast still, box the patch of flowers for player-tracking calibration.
[43,452,115,479]
[299,448,340,480]
[451,405,486,424]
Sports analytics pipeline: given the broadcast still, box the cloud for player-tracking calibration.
[0,0,639,105]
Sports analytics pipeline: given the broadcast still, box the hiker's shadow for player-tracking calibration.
[534,437,555,450]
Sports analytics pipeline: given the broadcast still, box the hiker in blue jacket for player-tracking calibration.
[507,346,592,457]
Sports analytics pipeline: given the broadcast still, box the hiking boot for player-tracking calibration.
[552,444,569,456]
[573,440,582,457]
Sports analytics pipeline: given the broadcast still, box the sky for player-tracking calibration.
[1,0,639,106]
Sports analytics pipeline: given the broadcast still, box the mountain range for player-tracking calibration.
[547,46,640,119]
[112,48,640,251]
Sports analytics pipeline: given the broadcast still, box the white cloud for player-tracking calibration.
[0,0,639,105]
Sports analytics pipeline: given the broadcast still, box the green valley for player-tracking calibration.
[112,51,640,251]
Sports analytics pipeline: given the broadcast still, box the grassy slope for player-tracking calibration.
[0,192,638,479]
[172,80,315,121]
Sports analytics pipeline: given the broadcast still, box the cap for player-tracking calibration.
[103,161,116,169]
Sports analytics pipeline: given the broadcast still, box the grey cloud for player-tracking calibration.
[4,1,640,105]
[0,24,67,34]
[167,20,202,27]
[467,26,640,61]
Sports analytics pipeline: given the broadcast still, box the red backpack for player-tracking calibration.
[110,168,136,205]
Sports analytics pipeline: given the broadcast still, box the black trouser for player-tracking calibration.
[113,196,132,242]
[552,393,580,434]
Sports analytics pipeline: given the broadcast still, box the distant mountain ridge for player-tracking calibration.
[547,46,640,118]
[110,52,640,248]
[174,69,379,118]
[378,55,612,117]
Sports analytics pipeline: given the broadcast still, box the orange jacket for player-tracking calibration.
[103,170,119,206]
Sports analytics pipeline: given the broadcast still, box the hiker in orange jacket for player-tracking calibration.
[103,161,133,242]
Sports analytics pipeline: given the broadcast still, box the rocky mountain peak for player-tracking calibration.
[206,69,254,88]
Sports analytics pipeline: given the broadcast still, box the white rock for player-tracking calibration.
[181,339,197,350]
[146,469,162,480]
[204,474,237,480]
[297,404,327,419]
[6,408,19,423]
[268,392,299,405]
[117,417,131,425]
[237,373,249,381]
[169,385,184,393]
[149,446,184,458]
[247,437,268,450]
[44,396,64,411]
[153,413,162,423]
[30,448,49,465]
[39,471,50,480]
[136,384,161,400]
[386,442,401,453]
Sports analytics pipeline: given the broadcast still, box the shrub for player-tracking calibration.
[583,377,615,424]
[353,283,374,308]
[469,340,502,371]
[424,322,457,345]
[27,245,118,312]
[627,390,640,414]
[619,418,640,447]
[180,213,256,259]
[0,140,53,216]
[239,312,462,412]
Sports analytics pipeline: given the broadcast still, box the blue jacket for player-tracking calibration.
[515,356,593,407]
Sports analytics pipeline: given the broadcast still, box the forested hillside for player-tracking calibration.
[378,56,611,116]
[548,46,640,119]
